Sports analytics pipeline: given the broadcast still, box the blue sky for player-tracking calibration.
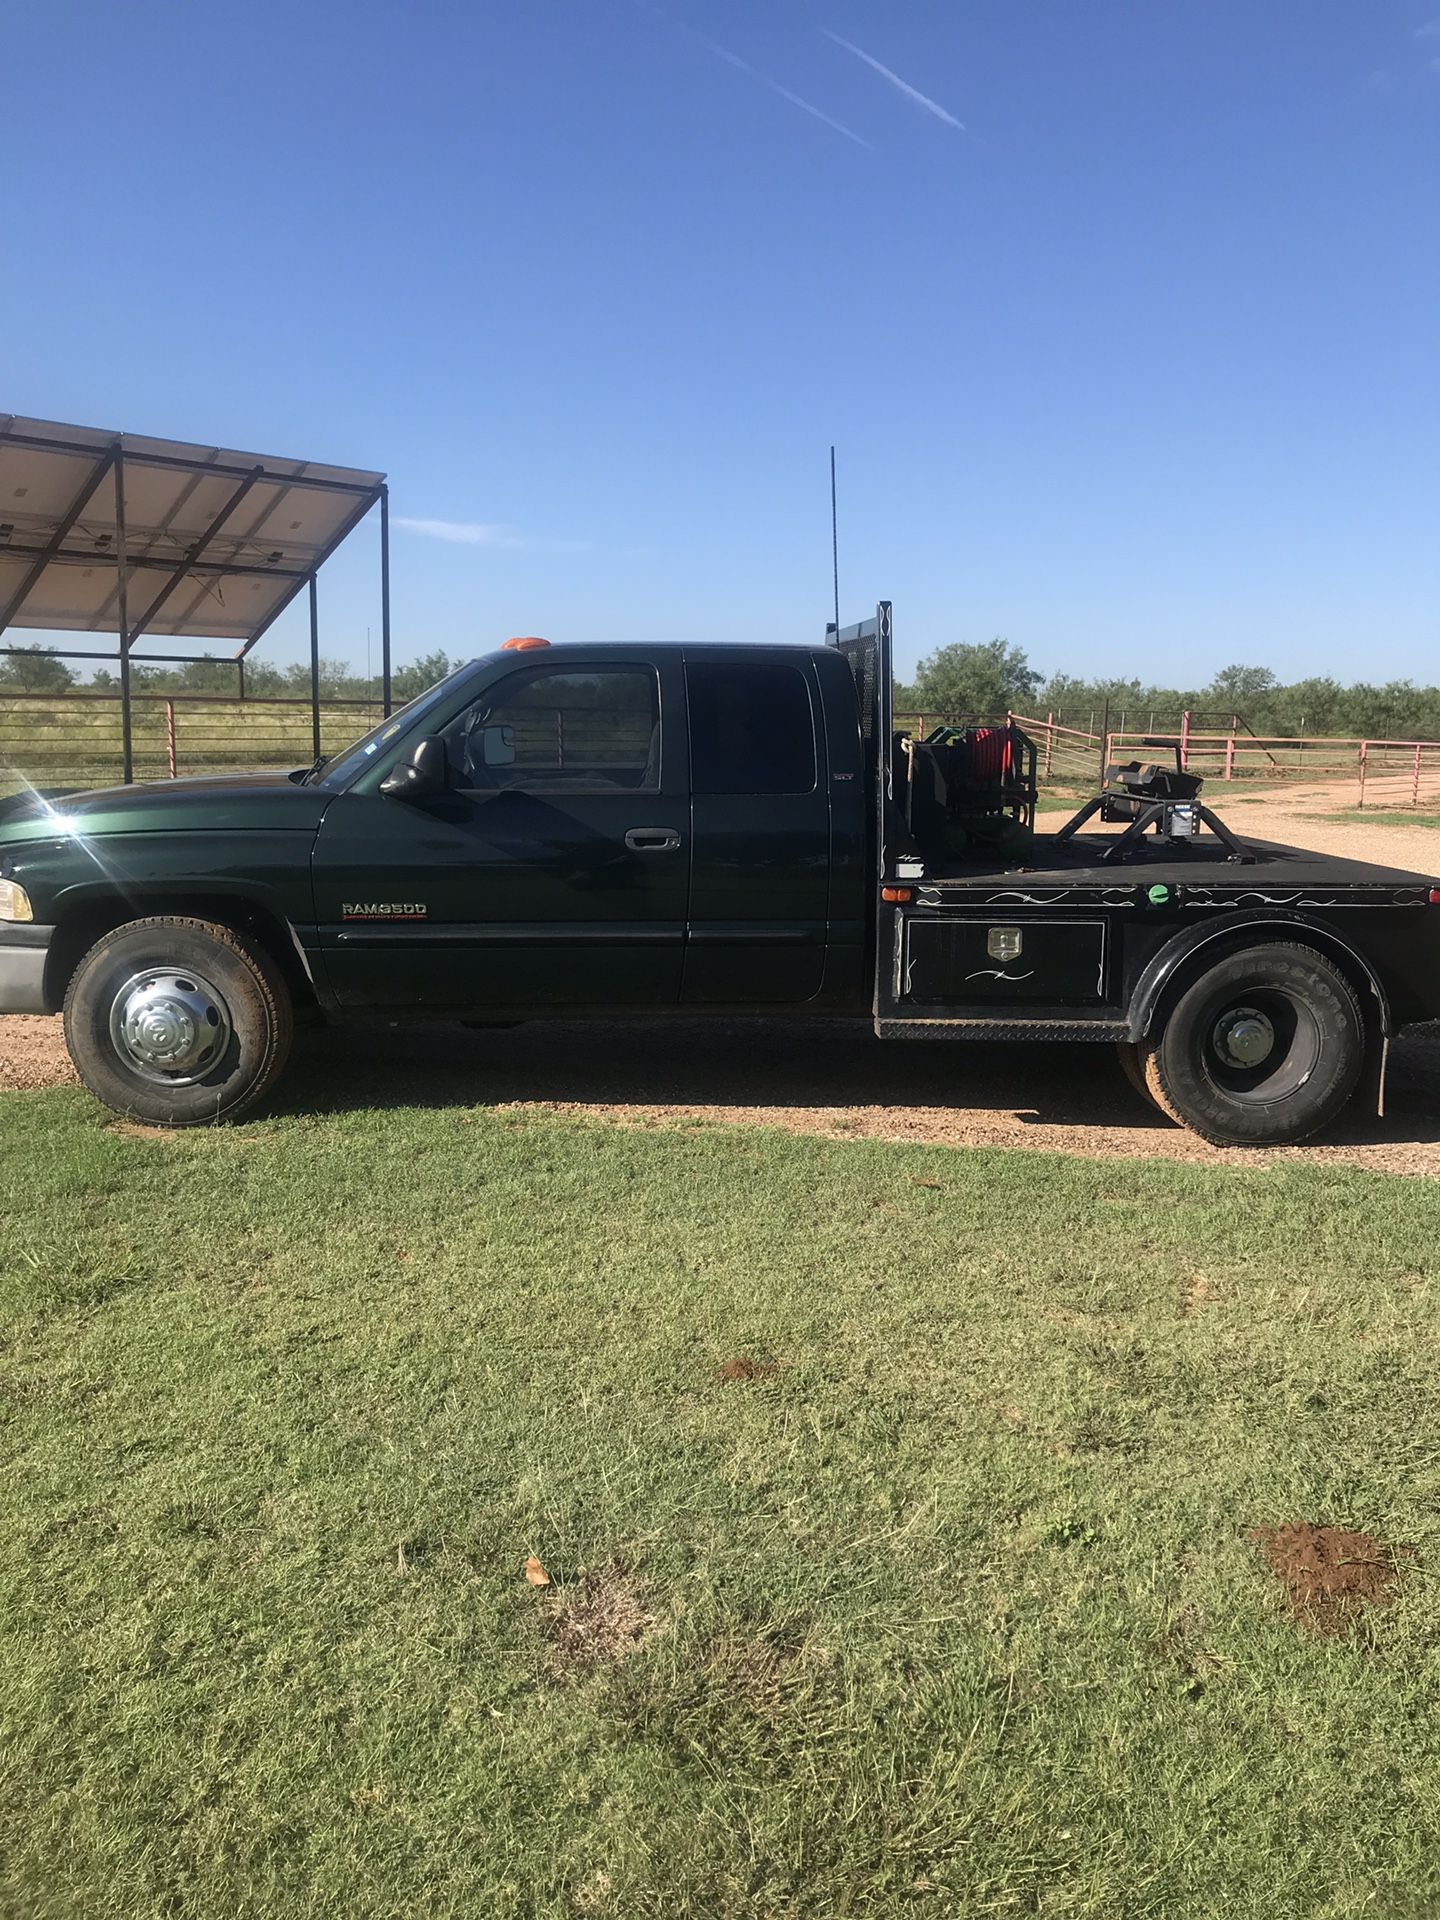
[4,0,1438,686]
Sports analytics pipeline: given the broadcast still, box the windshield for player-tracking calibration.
[312,668,472,788]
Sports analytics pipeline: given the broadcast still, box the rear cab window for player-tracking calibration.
[686,659,817,796]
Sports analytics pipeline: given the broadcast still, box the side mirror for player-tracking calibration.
[481,723,516,768]
[380,736,448,800]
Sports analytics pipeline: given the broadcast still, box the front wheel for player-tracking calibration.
[1142,943,1365,1147]
[63,917,293,1126]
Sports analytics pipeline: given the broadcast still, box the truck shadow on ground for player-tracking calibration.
[279,1017,1440,1158]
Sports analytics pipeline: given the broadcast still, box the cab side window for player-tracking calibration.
[687,660,817,796]
[449,667,661,792]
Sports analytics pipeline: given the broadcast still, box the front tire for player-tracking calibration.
[1144,942,1365,1147]
[63,917,293,1126]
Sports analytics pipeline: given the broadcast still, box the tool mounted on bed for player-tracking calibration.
[1053,738,1255,863]
[898,720,1039,861]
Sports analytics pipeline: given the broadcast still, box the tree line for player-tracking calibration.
[897,640,1440,742]
[0,645,457,707]
[4,635,1439,743]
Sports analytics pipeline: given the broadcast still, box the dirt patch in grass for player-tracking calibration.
[544,1563,654,1675]
[571,1872,617,1915]
[717,1355,780,1383]
[1250,1523,1406,1635]
[1179,1273,1220,1318]
[707,1629,809,1718]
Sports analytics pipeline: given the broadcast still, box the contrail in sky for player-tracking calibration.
[702,34,874,148]
[632,2,872,150]
[823,30,965,130]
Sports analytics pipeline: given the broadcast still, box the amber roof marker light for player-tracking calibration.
[502,636,551,652]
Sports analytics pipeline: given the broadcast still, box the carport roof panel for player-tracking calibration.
[0,415,384,644]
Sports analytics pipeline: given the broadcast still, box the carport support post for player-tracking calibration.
[380,483,392,717]
[114,447,134,785]
[308,573,322,761]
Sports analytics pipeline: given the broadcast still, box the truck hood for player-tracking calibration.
[0,768,334,841]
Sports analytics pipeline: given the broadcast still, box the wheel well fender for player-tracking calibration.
[44,892,320,1017]
[1127,914,1391,1046]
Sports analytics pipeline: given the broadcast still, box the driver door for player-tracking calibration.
[312,654,690,1012]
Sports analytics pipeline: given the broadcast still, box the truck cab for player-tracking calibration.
[305,638,869,1016]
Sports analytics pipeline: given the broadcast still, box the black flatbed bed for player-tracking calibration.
[827,598,1440,1107]
[922,834,1437,897]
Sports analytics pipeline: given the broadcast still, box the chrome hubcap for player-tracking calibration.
[1212,1005,1276,1070]
[108,968,231,1084]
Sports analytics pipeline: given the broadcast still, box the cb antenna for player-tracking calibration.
[830,444,840,636]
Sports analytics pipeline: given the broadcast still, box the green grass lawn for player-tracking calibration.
[3,1091,1440,1918]
[1323,809,1440,831]
[1034,793,1085,813]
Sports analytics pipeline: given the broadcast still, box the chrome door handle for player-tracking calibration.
[625,827,682,852]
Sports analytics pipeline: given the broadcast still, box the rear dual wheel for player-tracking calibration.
[1117,943,1365,1147]
[63,917,293,1126]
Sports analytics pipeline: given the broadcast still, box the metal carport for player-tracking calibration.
[0,414,390,782]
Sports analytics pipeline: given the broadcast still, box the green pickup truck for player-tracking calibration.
[2,610,1437,1144]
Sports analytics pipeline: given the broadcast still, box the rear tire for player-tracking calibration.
[1146,943,1364,1147]
[63,916,293,1127]
[1115,1040,1181,1120]
[1140,1045,1184,1124]
[1116,1040,1148,1103]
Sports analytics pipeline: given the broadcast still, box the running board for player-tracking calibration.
[877,1012,1128,1042]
